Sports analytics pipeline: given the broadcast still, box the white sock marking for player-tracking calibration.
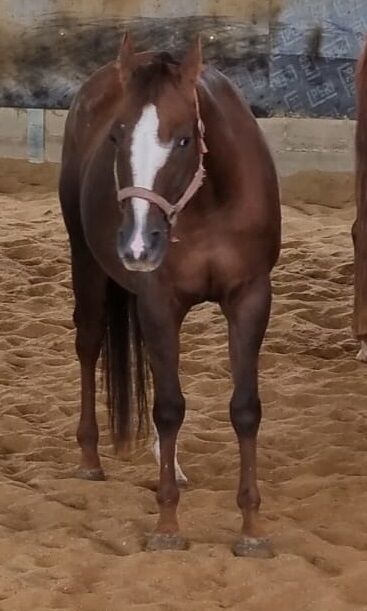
[152,423,188,485]
[129,104,172,258]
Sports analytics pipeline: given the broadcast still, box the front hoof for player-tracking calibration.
[232,536,274,559]
[146,532,189,552]
[77,467,106,481]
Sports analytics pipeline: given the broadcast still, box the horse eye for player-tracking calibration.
[178,136,191,148]
[110,123,125,146]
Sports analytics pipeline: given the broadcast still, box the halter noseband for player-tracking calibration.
[113,90,208,227]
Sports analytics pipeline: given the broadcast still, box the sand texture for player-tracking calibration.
[1,159,367,610]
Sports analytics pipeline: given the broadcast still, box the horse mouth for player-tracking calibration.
[121,258,161,273]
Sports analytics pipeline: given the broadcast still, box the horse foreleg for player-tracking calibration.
[222,275,274,558]
[139,298,188,551]
[152,423,188,486]
[72,248,107,480]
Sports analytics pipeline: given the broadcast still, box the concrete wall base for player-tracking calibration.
[0,108,355,176]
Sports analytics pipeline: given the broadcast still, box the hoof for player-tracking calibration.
[77,467,106,481]
[232,536,274,559]
[357,340,367,362]
[356,348,367,363]
[146,532,189,552]
[177,475,188,488]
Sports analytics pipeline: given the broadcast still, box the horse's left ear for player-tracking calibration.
[180,35,203,88]
[117,32,137,87]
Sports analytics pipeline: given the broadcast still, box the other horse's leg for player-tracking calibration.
[72,246,107,480]
[222,276,274,558]
[152,423,188,486]
[139,299,188,550]
[352,220,367,361]
[356,340,367,362]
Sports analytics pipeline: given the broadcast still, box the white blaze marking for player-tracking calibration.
[129,104,172,259]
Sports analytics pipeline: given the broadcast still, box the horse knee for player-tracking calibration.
[230,394,261,437]
[76,329,104,362]
[74,308,105,361]
[153,395,185,434]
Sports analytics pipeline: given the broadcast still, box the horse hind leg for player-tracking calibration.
[152,424,188,486]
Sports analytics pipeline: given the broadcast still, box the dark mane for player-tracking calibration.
[153,51,179,66]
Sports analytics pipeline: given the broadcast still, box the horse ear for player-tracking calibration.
[180,35,202,88]
[117,32,136,86]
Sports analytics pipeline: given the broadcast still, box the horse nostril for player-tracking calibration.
[150,229,163,249]
[139,249,148,262]
[123,248,134,262]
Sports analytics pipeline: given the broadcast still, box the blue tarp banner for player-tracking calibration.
[223,0,365,118]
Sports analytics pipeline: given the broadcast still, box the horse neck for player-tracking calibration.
[198,81,244,202]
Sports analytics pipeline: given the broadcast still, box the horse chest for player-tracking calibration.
[167,237,251,302]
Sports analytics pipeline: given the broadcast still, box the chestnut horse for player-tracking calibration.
[354,40,367,361]
[59,33,281,556]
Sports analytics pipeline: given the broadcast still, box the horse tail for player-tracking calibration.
[102,279,150,450]
[353,40,367,337]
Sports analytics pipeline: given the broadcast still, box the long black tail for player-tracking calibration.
[102,279,150,450]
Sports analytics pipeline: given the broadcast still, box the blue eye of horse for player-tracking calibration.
[178,137,191,148]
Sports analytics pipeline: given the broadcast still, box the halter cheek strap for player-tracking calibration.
[113,90,208,227]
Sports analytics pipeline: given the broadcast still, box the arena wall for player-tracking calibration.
[0,0,361,171]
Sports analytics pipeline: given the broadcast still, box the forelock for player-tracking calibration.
[130,55,180,105]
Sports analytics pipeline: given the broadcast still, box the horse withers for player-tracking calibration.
[59,33,281,556]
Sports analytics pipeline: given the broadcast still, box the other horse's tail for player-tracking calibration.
[102,279,150,450]
[353,40,367,338]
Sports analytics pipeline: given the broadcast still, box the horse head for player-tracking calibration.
[110,33,206,272]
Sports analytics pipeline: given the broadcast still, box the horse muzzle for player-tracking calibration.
[117,225,168,272]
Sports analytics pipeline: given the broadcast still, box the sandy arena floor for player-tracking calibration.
[0,159,367,611]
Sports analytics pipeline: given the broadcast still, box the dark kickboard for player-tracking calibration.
[0,0,365,118]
